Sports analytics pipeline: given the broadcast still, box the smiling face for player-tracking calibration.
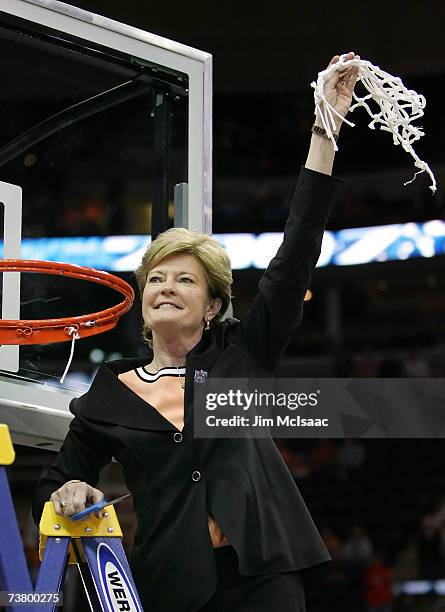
[142,253,221,339]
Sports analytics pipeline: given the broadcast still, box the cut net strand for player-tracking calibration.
[311,56,436,193]
[60,325,81,384]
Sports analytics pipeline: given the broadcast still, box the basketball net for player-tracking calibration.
[311,55,437,193]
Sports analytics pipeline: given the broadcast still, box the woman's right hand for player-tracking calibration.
[317,52,360,127]
[51,480,105,519]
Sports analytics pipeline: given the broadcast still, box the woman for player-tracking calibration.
[33,52,359,611]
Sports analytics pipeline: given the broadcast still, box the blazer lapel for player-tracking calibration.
[184,337,224,430]
[73,359,176,432]
[73,335,225,433]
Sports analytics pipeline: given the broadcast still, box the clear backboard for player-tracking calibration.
[0,0,212,449]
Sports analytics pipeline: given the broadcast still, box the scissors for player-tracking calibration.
[70,493,131,521]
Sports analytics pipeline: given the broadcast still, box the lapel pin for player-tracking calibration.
[194,370,208,383]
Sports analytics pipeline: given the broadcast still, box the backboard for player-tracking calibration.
[0,0,212,449]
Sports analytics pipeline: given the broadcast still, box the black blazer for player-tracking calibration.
[33,167,342,612]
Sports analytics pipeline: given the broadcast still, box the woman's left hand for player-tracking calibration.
[319,51,360,126]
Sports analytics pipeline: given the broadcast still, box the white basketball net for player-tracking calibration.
[311,56,437,193]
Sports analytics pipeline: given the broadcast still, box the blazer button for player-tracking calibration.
[192,470,201,482]
[173,432,183,443]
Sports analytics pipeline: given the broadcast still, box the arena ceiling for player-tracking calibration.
[64,0,445,92]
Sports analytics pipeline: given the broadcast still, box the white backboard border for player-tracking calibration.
[0,0,212,446]
[0,180,22,372]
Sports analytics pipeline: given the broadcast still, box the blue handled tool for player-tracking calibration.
[70,493,131,521]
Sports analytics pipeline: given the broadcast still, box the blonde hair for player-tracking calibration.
[135,227,233,343]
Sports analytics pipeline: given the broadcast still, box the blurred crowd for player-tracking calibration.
[275,439,393,611]
[277,438,365,482]
[213,177,445,234]
[335,348,444,378]
[20,165,445,237]
[417,502,445,580]
[316,526,392,612]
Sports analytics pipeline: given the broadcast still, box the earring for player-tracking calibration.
[205,317,210,331]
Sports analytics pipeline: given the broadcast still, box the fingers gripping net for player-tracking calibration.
[311,56,437,193]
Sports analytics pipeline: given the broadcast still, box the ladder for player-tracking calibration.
[0,423,144,612]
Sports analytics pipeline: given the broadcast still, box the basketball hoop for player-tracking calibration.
[0,259,134,345]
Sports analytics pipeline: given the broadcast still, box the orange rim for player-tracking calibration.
[0,259,135,345]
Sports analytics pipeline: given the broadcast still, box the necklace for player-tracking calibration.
[176,365,185,389]
[146,361,185,389]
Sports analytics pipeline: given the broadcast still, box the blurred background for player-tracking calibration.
[1,1,445,610]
